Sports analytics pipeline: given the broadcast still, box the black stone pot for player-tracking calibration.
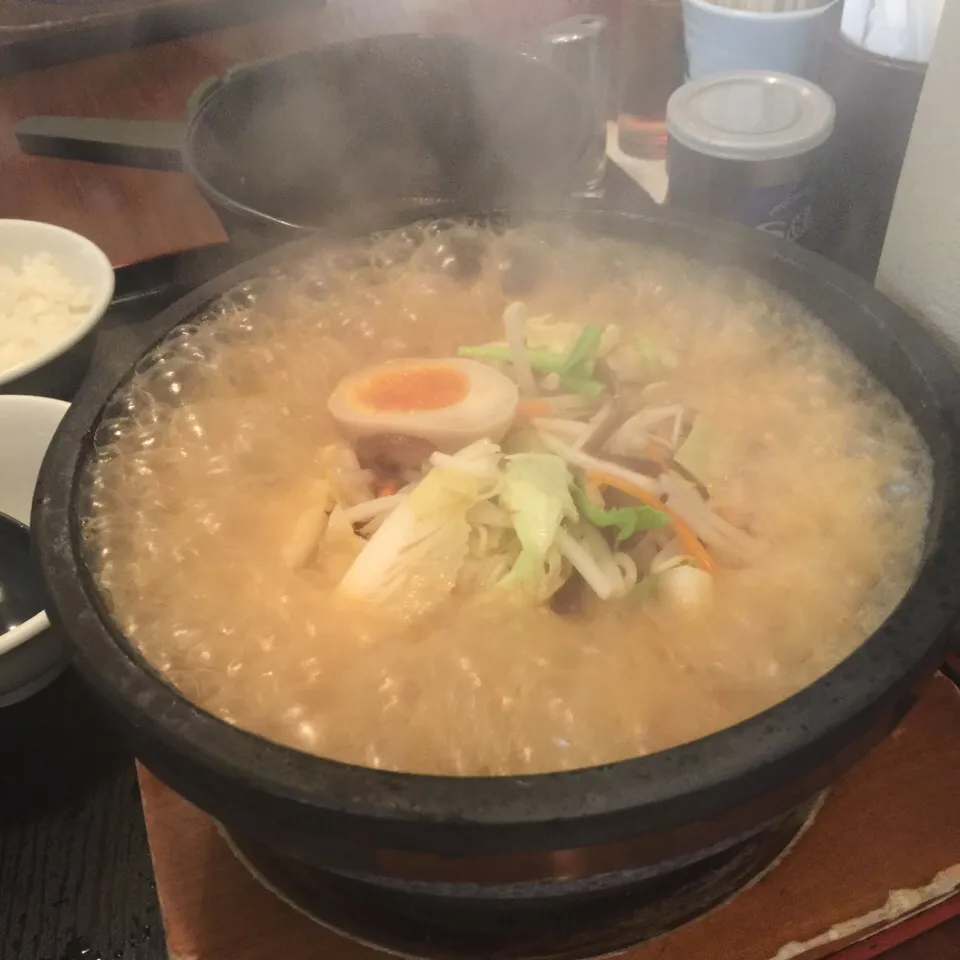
[32,208,960,958]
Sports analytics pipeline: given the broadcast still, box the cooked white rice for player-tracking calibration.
[0,253,93,376]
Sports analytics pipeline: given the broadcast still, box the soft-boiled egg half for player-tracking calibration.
[328,358,519,452]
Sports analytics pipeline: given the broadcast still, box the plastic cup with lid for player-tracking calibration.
[681,0,842,82]
[665,70,836,241]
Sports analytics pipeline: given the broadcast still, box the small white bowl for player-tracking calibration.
[0,219,114,393]
[0,395,71,706]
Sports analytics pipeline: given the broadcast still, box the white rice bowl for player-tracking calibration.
[0,220,114,387]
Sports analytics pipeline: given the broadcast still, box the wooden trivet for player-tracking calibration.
[139,674,960,960]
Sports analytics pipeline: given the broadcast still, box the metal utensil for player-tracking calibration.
[0,512,44,638]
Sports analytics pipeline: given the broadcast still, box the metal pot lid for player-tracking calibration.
[666,71,836,162]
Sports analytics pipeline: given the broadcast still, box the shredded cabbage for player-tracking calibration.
[498,453,576,596]
[425,438,501,494]
[338,441,502,613]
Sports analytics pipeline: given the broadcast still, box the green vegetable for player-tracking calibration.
[561,325,603,378]
[459,343,567,373]
[459,324,607,396]
[572,485,670,543]
[498,454,576,593]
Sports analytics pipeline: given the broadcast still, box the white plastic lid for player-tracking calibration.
[666,71,836,162]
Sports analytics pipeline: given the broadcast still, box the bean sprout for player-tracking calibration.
[504,302,537,396]
[555,528,616,600]
[538,430,660,494]
[614,552,638,591]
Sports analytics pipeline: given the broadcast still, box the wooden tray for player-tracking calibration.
[140,674,960,960]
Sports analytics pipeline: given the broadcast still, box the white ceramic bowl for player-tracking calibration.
[0,395,71,705]
[0,219,114,392]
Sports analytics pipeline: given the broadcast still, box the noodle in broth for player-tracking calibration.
[82,222,931,775]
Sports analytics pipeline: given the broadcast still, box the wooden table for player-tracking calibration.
[0,0,611,267]
[886,920,960,960]
[0,8,957,959]
[0,10,333,266]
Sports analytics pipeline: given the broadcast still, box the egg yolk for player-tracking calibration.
[354,365,469,412]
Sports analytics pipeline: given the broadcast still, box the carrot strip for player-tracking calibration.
[516,400,553,420]
[588,469,715,573]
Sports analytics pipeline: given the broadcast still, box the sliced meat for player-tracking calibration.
[355,434,436,475]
